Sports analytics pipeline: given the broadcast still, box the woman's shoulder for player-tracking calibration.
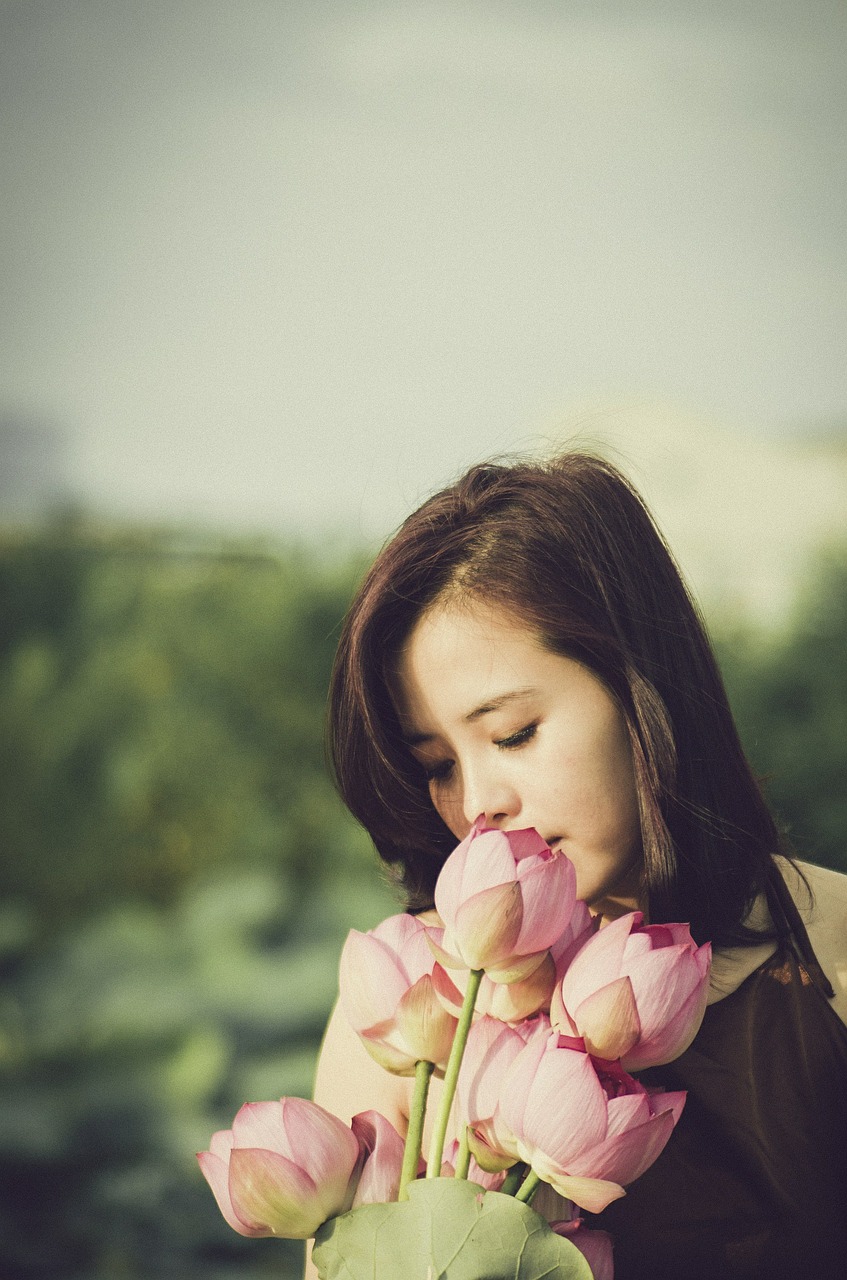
[786,855,847,914]
[312,999,411,1125]
[781,857,847,1026]
[707,857,847,1027]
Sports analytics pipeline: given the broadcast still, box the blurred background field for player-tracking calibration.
[2,1,846,1275]
[0,524,398,1278]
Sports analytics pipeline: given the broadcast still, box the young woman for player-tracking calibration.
[309,453,847,1279]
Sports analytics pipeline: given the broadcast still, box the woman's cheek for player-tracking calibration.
[429,783,464,839]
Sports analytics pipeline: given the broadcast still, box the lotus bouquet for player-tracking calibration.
[199,823,711,1279]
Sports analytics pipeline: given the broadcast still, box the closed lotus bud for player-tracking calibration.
[551,911,711,1069]
[339,912,458,1074]
[350,1110,408,1208]
[496,1034,686,1213]
[433,823,578,979]
[197,1097,361,1239]
[551,1214,615,1280]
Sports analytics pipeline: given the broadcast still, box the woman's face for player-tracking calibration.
[394,598,644,921]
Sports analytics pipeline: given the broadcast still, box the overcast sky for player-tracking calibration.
[2,0,845,541]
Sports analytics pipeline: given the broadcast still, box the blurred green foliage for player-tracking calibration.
[0,518,377,926]
[0,518,844,1278]
[716,550,847,878]
[0,517,396,1278]
[0,872,394,1279]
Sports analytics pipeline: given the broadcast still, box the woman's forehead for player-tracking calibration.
[393,602,558,736]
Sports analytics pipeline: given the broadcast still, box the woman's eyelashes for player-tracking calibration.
[494,721,538,750]
[423,758,454,783]
[420,722,539,781]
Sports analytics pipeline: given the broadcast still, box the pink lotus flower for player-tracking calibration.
[432,953,557,1023]
[551,1213,615,1280]
[457,1015,550,1173]
[439,1139,506,1191]
[433,900,596,1024]
[551,912,711,1069]
[433,823,578,980]
[349,1110,408,1208]
[458,1015,550,1124]
[197,1098,362,1238]
[339,912,458,1074]
[550,898,597,976]
[495,1034,685,1212]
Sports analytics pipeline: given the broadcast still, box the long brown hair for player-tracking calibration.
[329,452,796,949]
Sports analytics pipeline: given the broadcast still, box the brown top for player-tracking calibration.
[595,943,847,1279]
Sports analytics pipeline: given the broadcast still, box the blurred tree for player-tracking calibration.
[0,517,376,929]
[716,549,847,876]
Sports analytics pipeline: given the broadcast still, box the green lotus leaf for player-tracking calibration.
[312,1178,595,1280]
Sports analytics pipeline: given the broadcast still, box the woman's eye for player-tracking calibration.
[423,759,454,782]
[495,722,538,750]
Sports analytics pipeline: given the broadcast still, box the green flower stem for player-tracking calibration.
[454,1123,471,1180]
[499,1164,525,1197]
[514,1169,541,1204]
[426,967,484,1178]
[399,1059,435,1200]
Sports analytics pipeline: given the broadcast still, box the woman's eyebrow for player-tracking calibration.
[464,687,537,722]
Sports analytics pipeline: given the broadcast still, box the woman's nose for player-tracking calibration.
[461,763,521,831]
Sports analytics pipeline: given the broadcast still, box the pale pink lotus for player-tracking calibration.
[459,1014,548,1127]
[433,823,578,980]
[551,1213,615,1280]
[551,911,711,1069]
[339,912,458,1074]
[439,1139,506,1191]
[349,1109,408,1208]
[432,953,558,1024]
[197,1097,362,1238]
[433,899,595,1024]
[457,1014,551,1174]
[495,1034,686,1212]
[550,898,597,977]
